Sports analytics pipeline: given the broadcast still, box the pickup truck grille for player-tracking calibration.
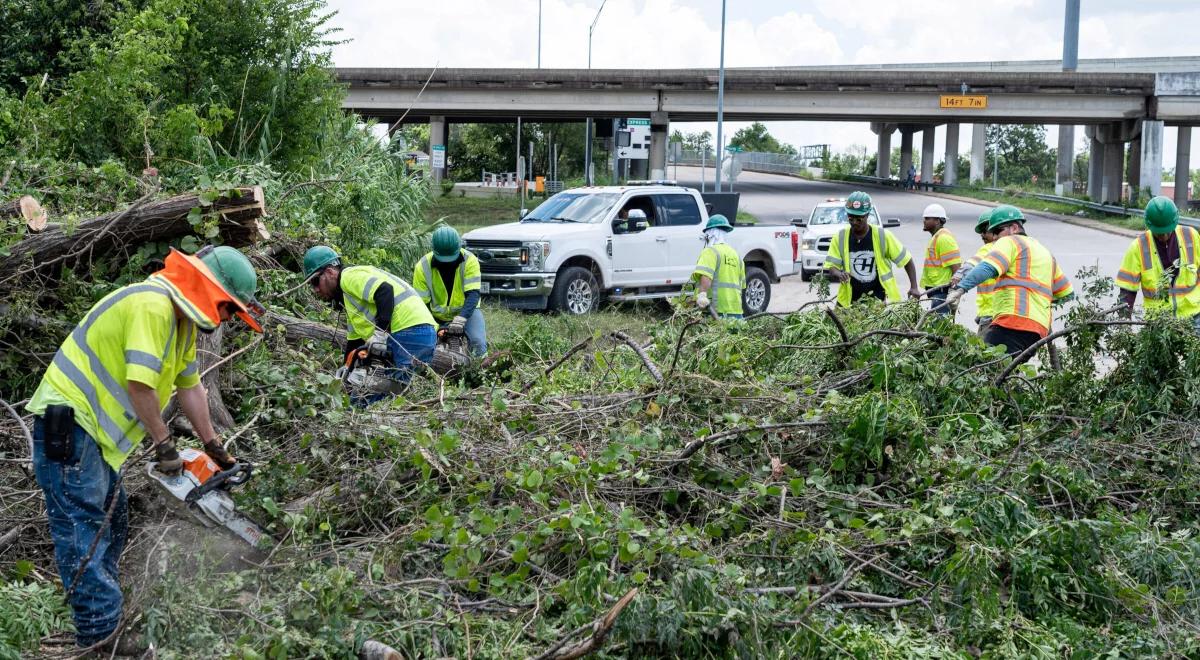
[465,239,525,274]
[816,237,832,252]
[465,239,522,250]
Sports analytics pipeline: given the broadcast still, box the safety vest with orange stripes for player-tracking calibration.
[980,235,1072,337]
[1115,226,1200,319]
[920,227,962,288]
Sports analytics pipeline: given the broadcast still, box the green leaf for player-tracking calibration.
[524,469,544,489]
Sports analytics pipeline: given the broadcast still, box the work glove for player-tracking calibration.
[154,436,182,476]
[944,288,965,309]
[696,291,710,309]
[447,315,468,335]
[203,439,237,470]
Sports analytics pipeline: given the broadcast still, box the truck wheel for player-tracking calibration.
[550,267,600,315]
[800,268,813,282]
[743,266,771,315]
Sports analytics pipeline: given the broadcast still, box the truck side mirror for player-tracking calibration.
[790,218,807,227]
[884,217,901,228]
[519,208,530,219]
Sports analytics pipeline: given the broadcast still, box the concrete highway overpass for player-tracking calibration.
[337,59,1200,208]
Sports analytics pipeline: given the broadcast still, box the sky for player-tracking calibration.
[327,0,1200,173]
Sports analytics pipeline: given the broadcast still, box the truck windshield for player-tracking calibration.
[523,192,620,223]
[809,207,880,226]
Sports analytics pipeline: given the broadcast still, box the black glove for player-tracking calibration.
[203,439,237,470]
[154,437,182,476]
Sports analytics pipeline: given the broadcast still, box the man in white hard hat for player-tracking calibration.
[919,203,962,315]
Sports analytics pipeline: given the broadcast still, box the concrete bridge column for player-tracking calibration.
[430,115,447,184]
[871,122,894,179]
[1176,126,1192,208]
[900,129,915,182]
[1087,128,1104,201]
[970,124,987,184]
[920,126,936,185]
[1102,140,1125,204]
[1056,125,1075,195]
[1128,135,1142,203]
[649,111,669,180]
[943,123,960,185]
[1138,119,1164,199]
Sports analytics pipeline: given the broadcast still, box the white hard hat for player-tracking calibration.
[922,203,948,220]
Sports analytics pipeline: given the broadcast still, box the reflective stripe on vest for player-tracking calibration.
[419,254,466,315]
[52,283,176,452]
[346,272,417,328]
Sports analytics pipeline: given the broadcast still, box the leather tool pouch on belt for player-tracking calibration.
[43,404,75,461]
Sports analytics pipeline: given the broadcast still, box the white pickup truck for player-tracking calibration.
[462,183,799,315]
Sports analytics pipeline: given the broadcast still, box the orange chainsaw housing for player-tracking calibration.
[179,447,220,485]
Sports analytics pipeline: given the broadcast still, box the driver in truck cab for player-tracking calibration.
[693,215,746,319]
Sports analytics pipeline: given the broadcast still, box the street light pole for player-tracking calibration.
[585,0,607,186]
[714,0,727,193]
[537,0,542,68]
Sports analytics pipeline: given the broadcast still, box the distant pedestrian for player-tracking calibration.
[906,164,917,190]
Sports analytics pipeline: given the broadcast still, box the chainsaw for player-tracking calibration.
[335,337,406,397]
[430,326,472,376]
[147,448,269,548]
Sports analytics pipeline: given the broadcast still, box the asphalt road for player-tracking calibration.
[673,166,1131,328]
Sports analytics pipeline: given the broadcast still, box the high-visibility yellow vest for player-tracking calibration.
[980,235,1072,336]
[692,243,745,315]
[340,266,435,341]
[920,227,962,288]
[825,226,912,307]
[413,250,482,322]
[1115,226,1200,319]
[965,243,998,319]
[26,281,201,471]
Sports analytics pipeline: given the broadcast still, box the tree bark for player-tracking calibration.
[0,195,48,231]
[197,323,235,432]
[0,187,269,284]
[263,310,346,352]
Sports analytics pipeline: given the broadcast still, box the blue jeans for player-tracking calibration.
[927,287,951,315]
[1193,314,1200,336]
[356,324,439,406]
[440,309,488,356]
[32,417,127,646]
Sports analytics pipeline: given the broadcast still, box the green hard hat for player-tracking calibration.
[431,226,462,262]
[987,205,1025,232]
[197,246,263,331]
[975,209,993,235]
[1144,196,1178,235]
[303,245,340,279]
[705,214,733,232]
[845,191,872,216]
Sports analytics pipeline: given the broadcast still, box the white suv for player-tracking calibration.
[792,199,900,281]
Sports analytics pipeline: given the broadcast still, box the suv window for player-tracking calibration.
[809,206,881,226]
[657,194,703,226]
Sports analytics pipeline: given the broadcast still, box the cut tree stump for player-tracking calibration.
[0,195,48,231]
[0,187,269,284]
[263,310,346,351]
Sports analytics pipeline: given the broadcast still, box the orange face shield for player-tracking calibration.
[154,249,264,332]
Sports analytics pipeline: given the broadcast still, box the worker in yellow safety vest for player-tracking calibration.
[25,246,263,653]
[1115,196,1200,333]
[303,246,437,401]
[949,209,1000,336]
[920,203,962,315]
[693,215,746,318]
[946,205,1073,355]
[825,191,921,307]
[413,227,487,355]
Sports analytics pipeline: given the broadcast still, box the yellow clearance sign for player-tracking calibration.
[940,95,988,109]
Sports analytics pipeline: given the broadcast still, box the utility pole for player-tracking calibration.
[537,0,542,68]
[585,1,607,186]
[714,0,727,193]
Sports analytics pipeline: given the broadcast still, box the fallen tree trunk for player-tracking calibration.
[264,310,346,351]
[0,186,269,284]
[0,195,48,231]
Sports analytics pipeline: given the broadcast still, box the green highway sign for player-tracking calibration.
[725,145,743,152]
[626,118,651,126]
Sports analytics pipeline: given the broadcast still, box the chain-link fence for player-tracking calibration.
[672,149,824,177]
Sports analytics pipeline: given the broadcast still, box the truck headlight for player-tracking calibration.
[800,238,816,250]
[520,241,551,271]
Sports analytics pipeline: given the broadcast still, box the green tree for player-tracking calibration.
[0,0,140,91]
[986,124,1055,187]
[729,122,795,154]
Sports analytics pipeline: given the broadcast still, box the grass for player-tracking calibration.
[937,186,1146,230]
[425,194,524,233]
[482,301,663,343]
